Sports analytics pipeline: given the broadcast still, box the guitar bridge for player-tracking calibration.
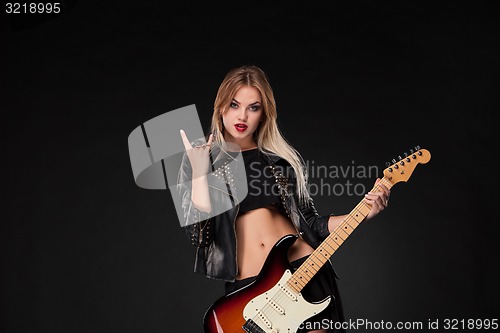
[242,319,265,333]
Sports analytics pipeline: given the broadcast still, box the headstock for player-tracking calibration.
[383,146,431,185]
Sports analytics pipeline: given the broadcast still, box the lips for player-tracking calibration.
[234,123,248,132]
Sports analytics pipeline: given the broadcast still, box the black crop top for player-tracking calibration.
[238,148,282,214]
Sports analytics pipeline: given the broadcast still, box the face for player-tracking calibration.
[221,86,264,148]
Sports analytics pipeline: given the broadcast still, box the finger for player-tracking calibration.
[365,191,383,199]
[367,192,388,208]
[207,133,214,146]
[374,179,389,192]
[364,196,382,211]
[180,129,193,151]
[378,196,387,208]
[372,182,391,199]
[364,193,378,206]
[365,192,375,200]
[371,195,385,210]
[378,183,390,196]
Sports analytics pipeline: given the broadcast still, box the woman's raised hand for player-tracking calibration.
[180,130,213,178]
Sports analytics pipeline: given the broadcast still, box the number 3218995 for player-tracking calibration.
[6,3,61,14]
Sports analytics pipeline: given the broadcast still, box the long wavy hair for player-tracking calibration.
[210,65,310,204]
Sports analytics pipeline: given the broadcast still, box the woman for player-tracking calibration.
[177,65,390,333]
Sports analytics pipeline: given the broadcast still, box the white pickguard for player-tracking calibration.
[242,269,331,333]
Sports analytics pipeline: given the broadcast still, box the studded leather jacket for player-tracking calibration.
[177,143,334,282]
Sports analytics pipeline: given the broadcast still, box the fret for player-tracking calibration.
[323,239,338,252]
[340,221,355,234]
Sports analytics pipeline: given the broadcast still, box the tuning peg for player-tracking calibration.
[392,158,396,164]
[404,152,408,157]
[409,148,414,154]
[398,155,402,160]
[386,162,391,167]
[415,145,421,150]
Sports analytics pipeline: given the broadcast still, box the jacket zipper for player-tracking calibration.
[270,161,302,238]
[232,204,240,279]
[205,183,240,280]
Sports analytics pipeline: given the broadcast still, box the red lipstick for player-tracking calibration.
[234,123,248,132]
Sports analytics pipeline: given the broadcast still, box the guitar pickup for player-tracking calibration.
[267,298,285,315]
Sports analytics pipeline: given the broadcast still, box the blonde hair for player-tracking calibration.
[210,65,310,204]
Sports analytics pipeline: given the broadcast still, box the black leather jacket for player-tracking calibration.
[177,143,335,282]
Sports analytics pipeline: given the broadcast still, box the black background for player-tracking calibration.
[4,1,499,332]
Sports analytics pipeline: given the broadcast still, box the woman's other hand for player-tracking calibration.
[364,178,391,220]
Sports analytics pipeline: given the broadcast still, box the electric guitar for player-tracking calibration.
[203,147,431,333]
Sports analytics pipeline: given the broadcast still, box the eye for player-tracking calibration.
[249,105,261,111]
[230,102,238,109]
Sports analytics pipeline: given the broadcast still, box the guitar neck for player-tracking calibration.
[286,177,394,293]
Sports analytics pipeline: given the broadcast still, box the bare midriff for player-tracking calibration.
[235,204,315,280]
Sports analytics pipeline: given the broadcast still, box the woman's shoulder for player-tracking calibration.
[262,149,298,168]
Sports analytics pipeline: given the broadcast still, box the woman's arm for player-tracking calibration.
[327,215,345,234]
[177,131,215,247]
[191,173,211,213]
[180,130,213,213]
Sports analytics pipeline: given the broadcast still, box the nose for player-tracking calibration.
[237,108,248,122]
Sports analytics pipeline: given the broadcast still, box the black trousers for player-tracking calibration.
[224,255,346,333]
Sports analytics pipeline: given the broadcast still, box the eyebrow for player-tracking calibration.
[232,98,261,105]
